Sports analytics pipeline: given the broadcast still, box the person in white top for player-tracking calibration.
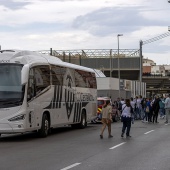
[162,94,170,123]
[121,98,133,138]
[120,98,125,105]
[130,97,135,124]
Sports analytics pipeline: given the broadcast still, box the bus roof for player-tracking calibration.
[0,50,95,73]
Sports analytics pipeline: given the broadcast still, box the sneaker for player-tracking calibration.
[91,120,96,123]
[100,135,103,139]
[126,135,131,138]
[121,133,124,137]
[108,135,113,138]
[164,121,168,124]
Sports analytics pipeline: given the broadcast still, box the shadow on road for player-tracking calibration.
[0,124,98,142]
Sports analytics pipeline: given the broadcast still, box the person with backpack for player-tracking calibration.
[121,98,133,138]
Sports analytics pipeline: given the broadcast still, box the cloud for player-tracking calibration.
[0,0,169,65]
[72,6,169,37]
[0,0,31,10]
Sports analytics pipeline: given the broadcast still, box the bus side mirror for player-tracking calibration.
[21,64,29,85]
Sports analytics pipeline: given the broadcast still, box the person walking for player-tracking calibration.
[162,94,170,124]
[100,100,113,139]
[121,99,133,138]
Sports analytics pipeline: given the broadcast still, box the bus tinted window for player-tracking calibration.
[51,65,62,85]
[75,70,87,88]
[34,66,50,92]
[89,73,97,89]
[74,70,97,88]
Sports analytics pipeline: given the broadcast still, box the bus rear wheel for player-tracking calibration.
[38,114,49,138]
[71,110,87,129]
[79,110,87,129]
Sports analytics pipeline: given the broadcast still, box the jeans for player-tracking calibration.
[135,107,142,119]
[122,117,131,136]
[165,108,170,122]
[159,108,165,117]
[143,111,148,121]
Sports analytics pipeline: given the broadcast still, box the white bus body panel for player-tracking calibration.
[0,50,97,134]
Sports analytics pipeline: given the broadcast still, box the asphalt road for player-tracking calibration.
[0,118,170,170]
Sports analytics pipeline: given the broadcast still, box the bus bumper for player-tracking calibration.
[0,123,25,134]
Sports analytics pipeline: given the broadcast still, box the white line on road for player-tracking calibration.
[109,142,126,150]
[144,130,155,134]
[60,163,81,170]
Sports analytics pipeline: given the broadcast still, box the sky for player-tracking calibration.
[0,0,170,65]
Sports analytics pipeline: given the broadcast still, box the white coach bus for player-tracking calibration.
[0,50,97,137]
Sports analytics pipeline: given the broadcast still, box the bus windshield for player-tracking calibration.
[0,63,25,108]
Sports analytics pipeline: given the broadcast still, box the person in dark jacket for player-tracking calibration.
[147,98,153,122]
[152,95,160,123]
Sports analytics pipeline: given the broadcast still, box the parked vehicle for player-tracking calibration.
[91,97,120,123]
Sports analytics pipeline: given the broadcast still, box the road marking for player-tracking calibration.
[144,130,155,134]
[109,142,126,150]
[60,163,81,170]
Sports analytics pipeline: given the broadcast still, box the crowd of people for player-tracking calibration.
[99,94,170,139]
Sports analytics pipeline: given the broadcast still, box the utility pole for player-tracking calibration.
[117,34,123,98]
[110,49,112,77]
[139,40,143,95]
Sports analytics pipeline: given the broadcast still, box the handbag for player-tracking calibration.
[146,106,149,113]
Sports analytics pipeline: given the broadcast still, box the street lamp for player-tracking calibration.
[117,34,123,98]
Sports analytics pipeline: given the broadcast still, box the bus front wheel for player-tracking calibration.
[38,114,49,138]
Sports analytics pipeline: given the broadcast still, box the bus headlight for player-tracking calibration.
[8,114,26,122]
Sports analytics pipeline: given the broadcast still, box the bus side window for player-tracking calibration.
[27,68,35,101]
[51,65,62,85]
[34,65,50,93]
[75,70,87,88]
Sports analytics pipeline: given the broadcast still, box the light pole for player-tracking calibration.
[117,34,123,98]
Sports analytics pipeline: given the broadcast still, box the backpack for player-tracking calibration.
[118,101,122,111]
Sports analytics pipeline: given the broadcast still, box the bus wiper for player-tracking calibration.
[0,100,22,106]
